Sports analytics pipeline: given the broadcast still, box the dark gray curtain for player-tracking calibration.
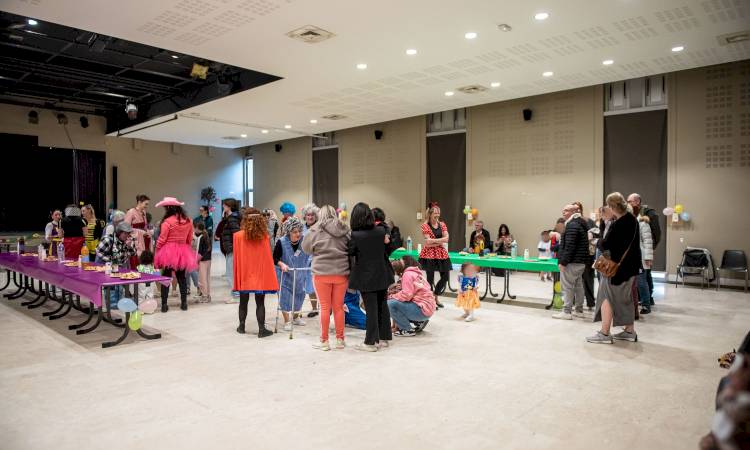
[75,149,106,220]
[312,147,338,208]
[604,110,667,270]
[427,133,466,252]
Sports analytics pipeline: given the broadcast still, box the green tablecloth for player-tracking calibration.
[390,249,559,273]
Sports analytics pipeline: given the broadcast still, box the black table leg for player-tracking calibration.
[69,300,96,330]
[20,280,44,306]
[49,290,73,320]
[505,271,516,300]
[102,311,131,348]
[76,306,103,334]
[0,270,11,292]
[132,282,161,341]
[5,275,28,299]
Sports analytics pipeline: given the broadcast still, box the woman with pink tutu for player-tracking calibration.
[154,197,198,312]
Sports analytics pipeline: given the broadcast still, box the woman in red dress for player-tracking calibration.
[154,197,197,312]
[418,203,450,308]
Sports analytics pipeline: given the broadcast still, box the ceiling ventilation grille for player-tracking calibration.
[286,25,335,43]
[456,84,488,94]
[717,30,750,46]
[322,114,347,120]
[222,136,241,140]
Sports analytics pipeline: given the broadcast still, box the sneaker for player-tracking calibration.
[192,293,203,300]
[572,311,586,318]
[552,312,573,320]
[613,330,638,342]
[307,310,319,318]
[258,328,273,338]
[199,295,211,303]
[394,329,416,337]
[312,340,331,351]
[225,297,239,304]
[377,340,390,348]
[436,300,445,309]
[586,331,614,344]
[460,312,469,319]
[355,343,378,352]
[292,318,306,326]
[639,308,651,315]
[335,338,346,349]
[283,322,292,331]
[413,320,429,333]
[465,315,475,322]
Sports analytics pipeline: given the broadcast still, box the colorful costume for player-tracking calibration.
[233,232,278,294]
[455,274,480,310]
[154,215,197,272]
[277,235,308,312]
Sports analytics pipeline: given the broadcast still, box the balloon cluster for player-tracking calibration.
[336,202,348,221]
[115,298,158,331]
[462,205,479,221]
[663,204,691,222]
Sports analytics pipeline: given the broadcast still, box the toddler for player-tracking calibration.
[455,263,480,322]
[136,250,158,312]
[537,230,553,281]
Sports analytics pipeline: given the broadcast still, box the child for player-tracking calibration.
[472,233,486,255]
[537,230,553,281]
[387,256,435,336]
[136,250,158,312]
[196,222,212,303]
[275,217,308,331]
[455,263,480,322]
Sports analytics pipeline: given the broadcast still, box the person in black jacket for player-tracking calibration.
[469,220,492,254]
[627,193,660,305]
[552,204,591,320]
[348,202,394,352]
[587,192,642,344]
[220,198,241,302]
[573,201,596,308]
[386,219,403,252]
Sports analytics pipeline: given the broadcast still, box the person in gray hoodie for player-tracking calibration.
[301,205,352,351]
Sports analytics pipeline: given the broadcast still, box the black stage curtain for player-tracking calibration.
[426,133,466,252]
[75,149,106,221]
[312,147,339,208]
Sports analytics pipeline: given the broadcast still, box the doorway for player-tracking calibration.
[312,146,339,208]
[426,132,466,251]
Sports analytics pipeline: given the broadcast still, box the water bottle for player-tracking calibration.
[523,248,530,260]
[406,236,413,252]
[38,244,45,260]
[18,237,25,254]
[511,240,517,258]
[57,241,65,263]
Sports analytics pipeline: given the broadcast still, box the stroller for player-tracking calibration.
[676,247,716,289]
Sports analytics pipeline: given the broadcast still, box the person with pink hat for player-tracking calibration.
[154,196,198,312]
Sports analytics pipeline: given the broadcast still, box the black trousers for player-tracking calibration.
[583,261,596,307]
[362,290,392,345]
[160,268,187,305]
[426,270,450,296]
[239,293,267,329]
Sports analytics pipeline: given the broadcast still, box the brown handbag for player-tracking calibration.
[593,223,638,278]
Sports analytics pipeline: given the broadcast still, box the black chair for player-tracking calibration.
[717,250,748,293]
[676,248,711,289]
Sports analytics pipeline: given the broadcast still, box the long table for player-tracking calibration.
[0,253,171,348]
[390,249,559,303]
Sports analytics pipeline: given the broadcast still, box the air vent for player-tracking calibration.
[286,25,335,44]
[322,114,347,120]
[717,30,749,46]
[222,136,241,140]
[456,84,488,94]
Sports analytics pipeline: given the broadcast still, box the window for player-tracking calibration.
[243,157,253,207]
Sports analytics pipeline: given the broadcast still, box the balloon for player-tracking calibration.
[663,207,674,216]
[138,299,157,314]
[553,281,561,293]
[128,311,142,331]
[680,212,691,222]
[339,202,347,211]
[470,208,478,216]
[338,210,348,220]
[674,204,684,214]
[552,293,564,310]
[463,208,470,214]
[117,298,137,313]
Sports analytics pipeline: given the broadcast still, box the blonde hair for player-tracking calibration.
[606,192,628,214]
[318,205,338,222]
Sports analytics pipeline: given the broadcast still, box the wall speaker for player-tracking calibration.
[374,130,383,140]
[275,143,283,152]
[522,109,532,121]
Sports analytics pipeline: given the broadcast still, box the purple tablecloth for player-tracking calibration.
[0,254,171,307]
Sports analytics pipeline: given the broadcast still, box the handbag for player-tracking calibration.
[593,222,638,278]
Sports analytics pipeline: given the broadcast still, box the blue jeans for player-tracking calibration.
[637,270,650,311]
[188,270,200,290]
[107,286,122,310]
[387,299,429,331]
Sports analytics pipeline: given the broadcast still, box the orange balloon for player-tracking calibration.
[471,208,478,216]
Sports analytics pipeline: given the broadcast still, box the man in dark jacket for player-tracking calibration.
[553,204,591,320]
[628,193,660,304]
[469,220,492,254]
[220,198,241,302]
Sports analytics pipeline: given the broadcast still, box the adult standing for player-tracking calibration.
[220,198,241,302]
[95,222,136,309]
[348,202,394,352]
[44,209,63,256]
[494,224,514,255]
[277,202,296,239]
[469,220,492,254]
[154,197,197,312]
[552,204,591,320]
[636,214,654,315]
[587,192,641,344]
[302,205,351,350]
[81,204,104,262]
[573,201,595,309]
[194,205,214,240]
[627,193,660,307]
[60,205,86,260]
[301,203,320,317]
[125,194,151,267]
[233,207,277,338]
[418,203,450,309]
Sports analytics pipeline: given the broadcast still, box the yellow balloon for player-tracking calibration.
[674,204,684,214]
[554,281,561,293]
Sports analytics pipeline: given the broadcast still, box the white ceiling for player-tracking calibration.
[4,0,749,148]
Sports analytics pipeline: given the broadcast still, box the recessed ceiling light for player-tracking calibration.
[27,19,38,26]
[497,24,512,32]
[310,119,318,124]
[284,124,292,129]
[261,129,269,134]
[534,12,549,21]
[602,59,614,65]
[240,134,247,138]
[356,63,367,70]
[406,48,417,55]
[542,71,554,77]
[671,45,684,52]
[464,32,477,40]
[490,81,501,88]
[444,91,454,96]
[171,55,179,59]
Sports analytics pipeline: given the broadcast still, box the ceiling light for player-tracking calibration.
[27,19,38,26]
[406,49,417,55]
[490,81,501,88]
[534,12,549,21]
[310,119,318,124]
[356,63,367,70]
[284,124,292,129]
[542,71,554,77]
[464,32,477,40]
[602,59,614,65]
[171,55,179,59]
[240,134,247,138]
[671,45,684,52]
[497,24,512,32]
[444,91,454,96]
[261,129,269,134]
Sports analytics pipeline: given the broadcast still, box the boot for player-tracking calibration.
[180,299,188,311]
[236,321,246,334]
[161,299,169,313]
[258,327,273,338]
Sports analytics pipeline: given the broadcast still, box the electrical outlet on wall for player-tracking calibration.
[416,212,422,221]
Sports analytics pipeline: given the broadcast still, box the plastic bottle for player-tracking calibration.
[38,244,46,260]
[523,248,530,260]
[406,236,413,252]
[57,241,65,263]
[511,240,517,258]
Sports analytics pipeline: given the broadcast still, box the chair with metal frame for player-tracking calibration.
[676,247,713,289]
[716,250,748,293]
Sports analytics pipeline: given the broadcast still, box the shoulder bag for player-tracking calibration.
[593,222,638,278]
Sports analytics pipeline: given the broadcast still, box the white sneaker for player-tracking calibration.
[312,340,330,351]
[572,311,586,318]
[377,341,390,348]
[552,312,573,320]
[335,338,346,349]
[465,315,475,322]
[293,318,306,326]
[460,312,469,319]
[283,322,292,331]
[355,343,378,352]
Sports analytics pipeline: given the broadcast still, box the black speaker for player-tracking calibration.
[274,143,282,152]
[522,109,532,121]
[374,130,383,140]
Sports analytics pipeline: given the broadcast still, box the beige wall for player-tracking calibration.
[0,104,244,221]
[251,136,312,213]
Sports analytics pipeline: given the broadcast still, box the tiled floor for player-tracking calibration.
[0,255,747,450]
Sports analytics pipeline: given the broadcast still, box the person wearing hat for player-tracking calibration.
[154,197,197,312]
[274,216,309,330]
[95,222,137,309]
[61,204,87,260]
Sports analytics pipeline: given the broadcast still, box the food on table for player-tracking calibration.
[118,272,142,280]
[43,256,58,262]
[63,261,79,267]
[21,253,38,257]
[458,251,469,256]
